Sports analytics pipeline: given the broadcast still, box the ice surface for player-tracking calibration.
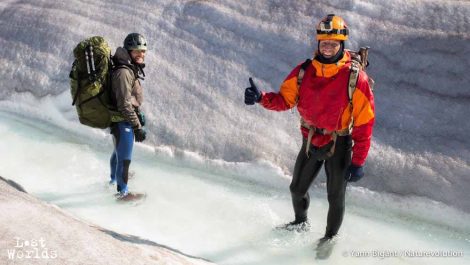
[1,111,469,265]
[0,176,213,265]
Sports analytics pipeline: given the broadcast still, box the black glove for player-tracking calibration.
[137,111,146,127]
[345,164,364,182]
[244,77,262,105]
[134,128,146,142]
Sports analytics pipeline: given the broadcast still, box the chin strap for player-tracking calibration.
[137,64,145,80]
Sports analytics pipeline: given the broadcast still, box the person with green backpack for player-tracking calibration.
[108,33,148,199]
[70,33,148,200]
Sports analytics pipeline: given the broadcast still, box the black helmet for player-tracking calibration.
[123,33,147,51]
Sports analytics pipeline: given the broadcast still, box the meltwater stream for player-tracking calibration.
[1,111,469,265]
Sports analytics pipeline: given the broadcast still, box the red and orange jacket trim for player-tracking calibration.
[259,51,375,166]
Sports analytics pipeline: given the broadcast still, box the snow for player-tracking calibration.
[1,0,469,212]
[0,0,469,264]
[0,177,213,265]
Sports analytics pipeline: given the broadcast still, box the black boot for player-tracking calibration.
[277,218,311,232]
[315,235,336,260]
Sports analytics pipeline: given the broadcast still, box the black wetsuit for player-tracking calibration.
[289,135,352,238]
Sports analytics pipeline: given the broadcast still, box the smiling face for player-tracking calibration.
[318,40,341,58]
[130,49,146,65]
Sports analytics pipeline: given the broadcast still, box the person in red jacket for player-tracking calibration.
[244,14,375,240]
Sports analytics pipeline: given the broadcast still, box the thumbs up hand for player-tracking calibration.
[244,77,262,105]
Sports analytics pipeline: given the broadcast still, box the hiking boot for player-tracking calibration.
[116,192,146,202]
[117,190,129,199]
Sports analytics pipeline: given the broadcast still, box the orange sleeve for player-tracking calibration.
[260,64,301,111]
[351,71,375,166]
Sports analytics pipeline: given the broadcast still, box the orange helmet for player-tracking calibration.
[316,14,349,41]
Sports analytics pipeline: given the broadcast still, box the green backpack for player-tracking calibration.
[70,36,116,129]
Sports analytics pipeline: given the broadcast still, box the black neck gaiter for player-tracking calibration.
[315,41,345,64]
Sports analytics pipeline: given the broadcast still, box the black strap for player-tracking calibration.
[316,28,349,35]
[137,64,145,78]
[297,59,312,88]
[72,79,81,106]
[301,59,311,71]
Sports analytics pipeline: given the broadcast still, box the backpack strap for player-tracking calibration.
[348,61,360,104]
[112,64,139,90]
[294,59,312,108]
[346,60,360,133]
[297,59,312,89]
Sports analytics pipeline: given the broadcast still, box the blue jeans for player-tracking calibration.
[110,122,134,193]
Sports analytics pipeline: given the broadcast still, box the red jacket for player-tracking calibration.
[259,51,375,166]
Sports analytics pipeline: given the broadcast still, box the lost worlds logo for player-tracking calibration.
[6,237,57,260]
